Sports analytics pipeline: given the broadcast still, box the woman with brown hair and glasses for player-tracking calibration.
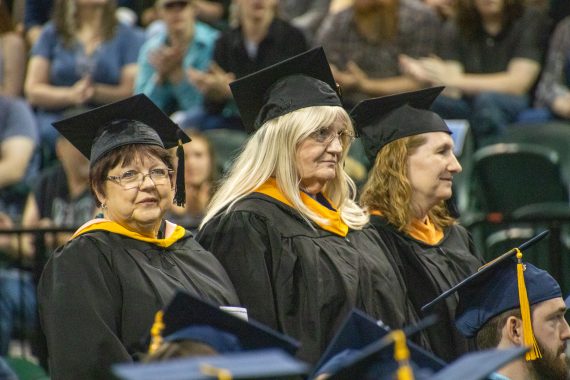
[37,94,238,380]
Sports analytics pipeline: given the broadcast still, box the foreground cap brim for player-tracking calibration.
[161,291,300,355]
[112,349,309,380]
[421,230,550,313]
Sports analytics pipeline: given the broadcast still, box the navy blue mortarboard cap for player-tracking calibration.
[316,311,445,380]
[350,87,450,163]
[428,347,528,380]
[422,230,560,337]
[230,47,342,133]
[152,291,299,355]
[112,349,309,380]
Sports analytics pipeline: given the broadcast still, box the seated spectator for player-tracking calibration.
[0,96,38,221]
[315,0,441,108]
[534,16,570,121]
[279,0,332,42]
[24,0,147,46]
[0,96,38,356]
[0,1,26,97]
[24,0,144,162]
[185,0,307,130]
[135,0,219,121]
[401,0,549,143]
[166,130,216,232]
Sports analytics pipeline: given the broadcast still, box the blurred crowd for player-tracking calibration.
[2,0,570,374]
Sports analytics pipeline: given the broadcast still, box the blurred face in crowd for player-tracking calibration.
[407,132,461,215]
[528,298,570,380]
[237,0,277,22]
[98,153,173,236]
[158,0,194,32]
[474,0,504,18]
[296,119,347,195]
[184,136,213,188]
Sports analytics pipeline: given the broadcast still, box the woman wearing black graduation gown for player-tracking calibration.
[354,87,483,361]
[196,48,417,364]
[37,95,239,380]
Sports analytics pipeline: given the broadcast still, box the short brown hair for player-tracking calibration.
[90,144,174,207]
[476,308,523,349]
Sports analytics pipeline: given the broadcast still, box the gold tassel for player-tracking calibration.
[515,248,542,361]
[200,363,233,380]
[391,330,415,380]
[148,310,165,354]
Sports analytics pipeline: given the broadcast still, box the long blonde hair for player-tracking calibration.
[201,106,369,230]
[359,135,455,232]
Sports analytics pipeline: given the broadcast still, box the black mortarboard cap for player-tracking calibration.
[153,291,300,355]
[230,47,342,133]
[318,311,444,380]
[350,87,450,163]
[422,230,560,361]
[428,347,528,380]
[52,94,191,206]
[112,349,309,380]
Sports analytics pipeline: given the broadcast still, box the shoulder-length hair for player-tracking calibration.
[455,0,524,40]
[54,0,118,47]
[359,135,455,233]
[201,106,369,230]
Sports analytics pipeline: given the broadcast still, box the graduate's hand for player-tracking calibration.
[552,94,570,119]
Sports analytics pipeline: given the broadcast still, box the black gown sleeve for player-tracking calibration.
[38,236,128,380]
[197,211,280,330]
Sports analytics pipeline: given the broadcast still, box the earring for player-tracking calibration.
[101,203,107,210]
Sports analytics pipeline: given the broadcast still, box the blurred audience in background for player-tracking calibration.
[24,0,144,163]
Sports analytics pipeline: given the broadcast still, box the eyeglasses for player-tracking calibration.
[310,127,356,146]
[106,168,173,189]
[162,0,189,10]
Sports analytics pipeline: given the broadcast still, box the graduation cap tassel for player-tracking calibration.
[148,310,165,354]
[392,330,415,380]
[174,139,186,207]
[200,363,233,380]
[515,248,542,361]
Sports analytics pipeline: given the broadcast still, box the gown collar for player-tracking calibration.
[71,218,186,248]
[254,177,349,237]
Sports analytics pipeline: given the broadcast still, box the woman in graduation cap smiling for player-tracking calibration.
[37,94,239,380]
[355,87,483,361]
[197,48,419,364]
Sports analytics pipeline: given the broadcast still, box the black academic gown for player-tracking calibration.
[197,193,417,364]
[38,228,239,380]
[369,215,483,361]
